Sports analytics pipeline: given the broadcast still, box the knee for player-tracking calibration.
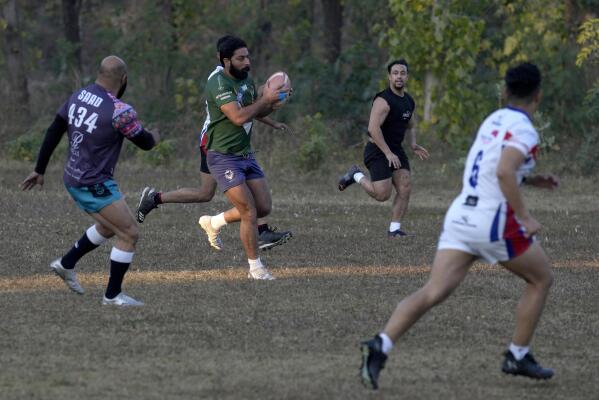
[399,181,412,196]
[197,188,216,202]
[256,203,271,218]
[539,270,554,291]
[238,204,258,221]
[421,284,452,307]
[121,224,139,246]
[374,191,391,202]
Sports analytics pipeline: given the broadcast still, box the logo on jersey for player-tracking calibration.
[451,214,477,228]
[71,131,85,150]
[402,111,412,119]
[224,170,234,181]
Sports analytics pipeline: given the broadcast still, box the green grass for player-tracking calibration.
[1,159,598,399]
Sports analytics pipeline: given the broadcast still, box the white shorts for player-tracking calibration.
[438,197,533,264]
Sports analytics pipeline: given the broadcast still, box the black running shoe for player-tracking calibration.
[136,187,158,223]
[501,351,554,380]
[360,336,388,390]
[258,226,292,251]
[338,165,363,191]
[388,229,412,237]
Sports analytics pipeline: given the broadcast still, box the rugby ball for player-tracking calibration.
[266,72,291,109]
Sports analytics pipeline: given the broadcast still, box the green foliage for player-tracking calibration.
[6,132,43,161]
[6,122,67,161]
[294,113,330,171]
[384,0,488,148]
[576,18,599,67]
[136,139,176,166]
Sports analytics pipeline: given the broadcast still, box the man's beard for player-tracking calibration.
[230,64,250,80]
[117,80,127,98]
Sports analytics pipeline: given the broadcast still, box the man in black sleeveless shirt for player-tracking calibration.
[338,59,429,236]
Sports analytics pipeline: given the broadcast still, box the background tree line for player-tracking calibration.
[1,0,597,173]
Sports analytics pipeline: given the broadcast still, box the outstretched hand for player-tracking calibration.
[273,122,292,133]
[529,174,560,190]
[412,144,430,160]
[21,172,44,191]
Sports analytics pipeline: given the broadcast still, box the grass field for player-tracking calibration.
[1,158,598,400]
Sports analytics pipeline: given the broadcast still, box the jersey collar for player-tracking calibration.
[506,105,532,122]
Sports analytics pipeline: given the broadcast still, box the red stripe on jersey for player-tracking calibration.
[503,131,512,141]
[503,204,531,258]
[530,145,538,160]
[200,130,208,154]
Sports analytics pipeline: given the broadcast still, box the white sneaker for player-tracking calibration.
[199,215,223,251]
[102,292,145,307]
[50,258,84,294]
[248,267,276,280]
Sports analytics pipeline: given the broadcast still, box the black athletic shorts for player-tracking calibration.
[200,149,210,174]
[363,142,410,182]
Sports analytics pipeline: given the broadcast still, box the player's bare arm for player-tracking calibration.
[220,84,284,126]
[368,97,399,168]
[407,117,429,160]
[257,116,291,132]
[497,146,540,237]
[523,174,560,189]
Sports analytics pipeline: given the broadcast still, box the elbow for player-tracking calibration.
[231,116,246,126]
[496,166,513,182]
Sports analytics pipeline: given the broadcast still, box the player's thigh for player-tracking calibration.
[224,183,256,215]
[371,178,393,199]
[246,177,272,215]
[500,242,553,286]
[425,249,476,299]
[91,199,138,240]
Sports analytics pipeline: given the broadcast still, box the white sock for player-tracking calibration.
[110,247,134,263]
[86,225,108,245]
[389,221,401,232]
[509,343,529,361]
[378,333,394,354]
[353,172,365,183]
[211,212,227,230]
[248,258,264,271]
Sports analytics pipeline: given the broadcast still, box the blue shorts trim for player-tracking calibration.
[206,151,265,193]
[66,180,123,213]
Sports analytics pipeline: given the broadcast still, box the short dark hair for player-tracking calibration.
[387,59,408,73]
[505,62,541,102]
[218,36,247,66]
[216,35,235,52]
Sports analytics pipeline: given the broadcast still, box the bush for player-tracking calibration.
[136,138,176,166]
[6,127,68,162]
[294,113,330,171]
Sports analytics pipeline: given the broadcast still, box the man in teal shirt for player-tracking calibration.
[199,36,287,280]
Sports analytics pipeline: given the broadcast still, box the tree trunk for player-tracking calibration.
[423,0,441,123]
[62,0,82,83]
[320,0,343,64]
[2,0,29,118]
[423,71,437,123]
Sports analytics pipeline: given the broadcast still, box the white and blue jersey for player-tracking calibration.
[438,106,539,263]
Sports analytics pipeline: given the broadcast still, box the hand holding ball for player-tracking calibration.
[266,72,291,109]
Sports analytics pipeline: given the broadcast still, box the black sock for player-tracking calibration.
[154,192,163,205]
[61,233,99,269]
[105,260,130,299]
[258,224,269,234]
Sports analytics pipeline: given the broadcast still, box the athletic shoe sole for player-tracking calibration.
[259,232,293,251]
